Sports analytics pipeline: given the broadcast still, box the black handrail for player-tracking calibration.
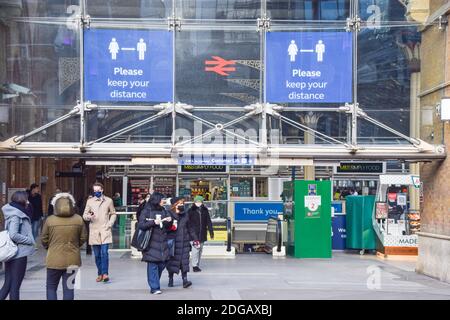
[226,217,232,252]
[276,218,282,252]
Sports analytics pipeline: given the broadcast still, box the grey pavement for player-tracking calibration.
[1,248,450,300]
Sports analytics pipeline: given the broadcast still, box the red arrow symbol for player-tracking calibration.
[205,56,236,76]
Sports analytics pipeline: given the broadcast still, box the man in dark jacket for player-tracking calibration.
[41,193,87,300]
[28,183,43,240]
[187,195,214,272]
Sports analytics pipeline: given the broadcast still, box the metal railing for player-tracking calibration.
[227,217,232,252]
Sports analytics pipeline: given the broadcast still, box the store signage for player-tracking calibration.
[266,32,352,103]
[384,235,418,247]
[234,202,283,221]
[335,162,385,174]
[180,165,227,173]
[178,154,255,166]
[84,28,173,102]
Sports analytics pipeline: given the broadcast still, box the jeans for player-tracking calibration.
[92,244,109,276]
[167,239,175,257]
[191,242,204,267]
[0,257,27,300]
[32,220,41,240]
[147,262,165,293]
[46,268,76,300]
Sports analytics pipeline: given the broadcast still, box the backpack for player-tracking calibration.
[0,230,18,262]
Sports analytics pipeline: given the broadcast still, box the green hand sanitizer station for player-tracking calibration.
[284,180,332,258]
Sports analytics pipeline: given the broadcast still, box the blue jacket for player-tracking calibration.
[2,203,35,259]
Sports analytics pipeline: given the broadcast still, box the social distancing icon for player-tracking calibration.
[288,39,326,62]
[108,37,147,61]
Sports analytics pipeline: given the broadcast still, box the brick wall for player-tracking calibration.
[420,7,450,236]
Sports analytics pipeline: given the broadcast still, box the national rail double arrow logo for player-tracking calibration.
[204,56,236,76]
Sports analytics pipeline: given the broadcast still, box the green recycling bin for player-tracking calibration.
[345,195,376,251]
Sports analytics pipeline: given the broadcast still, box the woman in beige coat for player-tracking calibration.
[83,182,116,283]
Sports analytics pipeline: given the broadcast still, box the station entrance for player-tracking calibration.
[0,1,446,260]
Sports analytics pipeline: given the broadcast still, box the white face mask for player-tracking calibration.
[195,202,202,207]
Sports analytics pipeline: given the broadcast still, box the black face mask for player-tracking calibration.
[177,205,185,212]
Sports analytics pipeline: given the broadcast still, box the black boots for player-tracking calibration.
[183,277,192,288]
[168,273,192,288]
[168,274,174,287]
[182,272,192,288]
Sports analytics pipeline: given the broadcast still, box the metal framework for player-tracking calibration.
[0,0,446,162]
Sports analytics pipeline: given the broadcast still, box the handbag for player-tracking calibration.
[131,221,153,252]
[0,230,18,262]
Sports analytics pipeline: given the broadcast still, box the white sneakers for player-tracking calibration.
[152,290,162,295]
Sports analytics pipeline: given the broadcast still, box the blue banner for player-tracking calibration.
[84,29,173,102]
[332,215,347,250]
[234,202,283,221]
[266,32,353,103]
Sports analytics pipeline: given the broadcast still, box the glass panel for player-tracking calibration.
[277,111,348,144]
[0,0,80,18]
[176,30,261,107]
[267,0,351,21]
[357,24,418,143]
[111,213,134,249]
[0,21,80,142]
[86,110,172,142]
[230,177,253,198]
[358,0,425,26]
[176,111,260,147]
[179,177,227,201]
[153,177,176,197]
[256,177,268,197]
[86,0,173,19]
[176,0,261,20]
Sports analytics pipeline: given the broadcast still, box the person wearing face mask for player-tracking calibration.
[138,192,173,295]
[83,182,116,283]
[187,195,214,272]
[166,197,197,288]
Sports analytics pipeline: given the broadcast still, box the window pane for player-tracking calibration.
[176,0,261,20]
[267,0,350,21]
[0,0,80,18]
[357,24,419,143]
[1,21,80,142]
[176,30,261,107]
[86,0,172,19]
[86,110,172,143]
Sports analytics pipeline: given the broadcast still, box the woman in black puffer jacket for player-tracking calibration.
[138,192,173,295]
[166,197,198,289]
